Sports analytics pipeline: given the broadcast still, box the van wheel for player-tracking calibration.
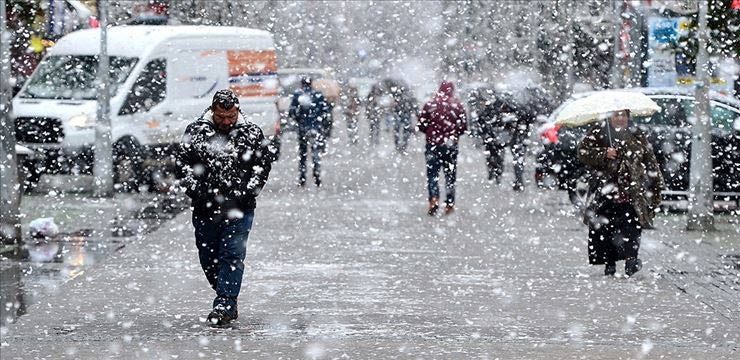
[113,137,146,192]
[20,158,39,194]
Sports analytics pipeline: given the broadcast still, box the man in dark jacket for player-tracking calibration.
[578,110,663,277]
[477,93,518,185]
[391,86,418,153]
[289,77,330,187]
[178,89,272,326]
[418,81,467,215]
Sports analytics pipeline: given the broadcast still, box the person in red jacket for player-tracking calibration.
[417,81,468,215]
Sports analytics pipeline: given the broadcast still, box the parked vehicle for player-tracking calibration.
[535,87,740,208]
[12,25,279,190]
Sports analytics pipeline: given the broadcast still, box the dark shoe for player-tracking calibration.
[513,182,524,192]
[207,306,238,326]
[427,197,439,216]
[444,205,455,215]
[604,262,616,276]
[625,258,642,277]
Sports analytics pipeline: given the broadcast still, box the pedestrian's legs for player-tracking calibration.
[425,144,442,201]
[511,135,527,190]
[297,131,308,186]
[346,114,358,144]
[213,210,254,314]
[441,145,459,207]
[311,131,323,186]
[617,203,642,260]
[484,141,501,182]
[489,140,506,183]
[393,117,402,151]
[588,205,620,265]
[192,213,221,291]
[399,117,411,152]
[369,118,380,145]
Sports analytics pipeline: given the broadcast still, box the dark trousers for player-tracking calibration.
[588,201,641,265]
[192,210,254,313]
[484,132,526,186]
[298,129,323,186]
[368,117,380,145]
[393,116,411,152]
[425,144,459,206]
[345,112,359,144]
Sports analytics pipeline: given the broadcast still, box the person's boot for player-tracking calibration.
[512,181,524,192]
[427,197,439,216]
[444,204,455,215]
[625,258,642,277]
[604,261,616,276]
[207,303,238,326]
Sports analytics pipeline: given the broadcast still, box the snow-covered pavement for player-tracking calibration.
[2,131,739,359]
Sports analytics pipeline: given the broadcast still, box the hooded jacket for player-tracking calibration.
[178,108,272,215]
[418,81,467,145]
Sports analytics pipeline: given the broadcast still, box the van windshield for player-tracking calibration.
[20,55,138,100]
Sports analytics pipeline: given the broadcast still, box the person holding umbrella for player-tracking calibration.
[557,91,663,277]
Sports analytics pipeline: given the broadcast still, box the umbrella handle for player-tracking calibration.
[605,119,613,148]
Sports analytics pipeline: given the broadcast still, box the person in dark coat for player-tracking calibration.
[477,93,519,185]
[178,89,273,326]
[391,86,418,153]
[289,77,331,187]
[418,81,467,215]
[343,85,362,145]
[578,109,663,277]
[365,84,384,146]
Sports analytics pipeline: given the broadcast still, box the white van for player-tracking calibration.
[12,25,279,188]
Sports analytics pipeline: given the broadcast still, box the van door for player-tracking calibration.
[116,58,169,144]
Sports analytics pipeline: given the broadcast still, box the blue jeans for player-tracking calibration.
[425,144,459,206]
[192,210,254,313]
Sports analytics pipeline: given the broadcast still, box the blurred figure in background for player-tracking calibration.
[366,84,384,146]
[289,77,331,187]
[477,92,519,187]
[391,85,418,154]
[342,85,362,145]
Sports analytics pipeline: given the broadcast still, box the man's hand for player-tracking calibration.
[606,147,618,160]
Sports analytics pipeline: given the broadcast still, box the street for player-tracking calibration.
[1,131,738,359]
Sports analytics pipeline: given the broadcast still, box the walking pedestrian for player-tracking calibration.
[289,77,331,187]
[391,86,418,153]
[418,81,467,216]
[477,93,517,185]
[578,109,663,277]
[178,89,273,326]
[366,84,384,146]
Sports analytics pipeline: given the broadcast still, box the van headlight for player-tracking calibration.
[68,114,95,129]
